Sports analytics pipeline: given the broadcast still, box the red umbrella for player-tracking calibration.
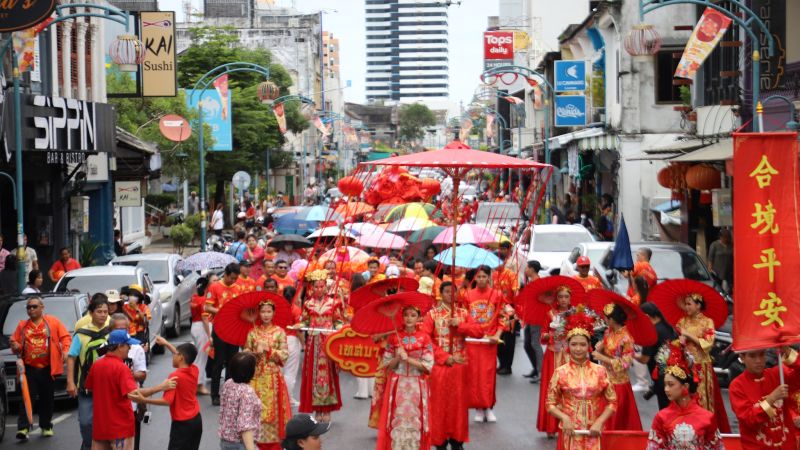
[649,279,728,329]
[365,141,550,170]
[18,365,33,425]
[351,292,434,335]
[214,292,293,346]
[588,290,657,346]
[350,277,420,311]
[514,276,587,326]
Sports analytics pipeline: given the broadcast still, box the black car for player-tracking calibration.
[0,293,88,403]
[0,363,7,441]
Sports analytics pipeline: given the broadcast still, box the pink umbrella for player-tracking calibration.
[356,230,408,250]
[432,224,505,246]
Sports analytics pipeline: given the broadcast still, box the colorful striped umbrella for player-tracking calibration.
[385,217,438,233]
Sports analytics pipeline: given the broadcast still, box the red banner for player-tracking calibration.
[483,31,514,60]
[601,431,742,449]
[733,132,800,350]
[324,325,383,377]
[272,103,287,134]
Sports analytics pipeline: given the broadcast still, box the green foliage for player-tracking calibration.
[169,224,194,254]
[398,103,437,143]
[183,213,203,239]
[679,86,692,107]
[145,193,175,211]
[78,239,102,267]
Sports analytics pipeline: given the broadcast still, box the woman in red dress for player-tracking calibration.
[537,285,572,437]
[647,341,723,449]
[592,303,642,430]
[376,305,434,450]
[295,269,344,422]
[464,265,508,423]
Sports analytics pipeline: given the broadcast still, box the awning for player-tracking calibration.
[670,138,732,162]
[547,127,605,149]
[626,137,709,161]
[577,133,619,151]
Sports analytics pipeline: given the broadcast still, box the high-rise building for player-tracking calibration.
[365,0,449,102]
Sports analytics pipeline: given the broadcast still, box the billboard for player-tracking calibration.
[554,95,587,127]
[185,87,232,151]
[555,60,586,92]
[140,11,177,97]
[484,31,514,60]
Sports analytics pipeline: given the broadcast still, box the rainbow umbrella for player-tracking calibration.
[385,217,438,233]
[407,225,447,243]
[384,202,444,222]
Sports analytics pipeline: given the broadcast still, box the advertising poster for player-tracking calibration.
[554,95,586,127]
[185,86,232,151]
[140,11,177,97]
[555,60,586,92]
[675,7,732,79]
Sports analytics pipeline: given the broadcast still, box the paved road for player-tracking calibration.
[4,331,738,449]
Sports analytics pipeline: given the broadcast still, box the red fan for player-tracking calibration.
[588,289,657,346]
[214,291,293,346]
[351,292,434,335]
[649,279,728,329]
[349,277,420,311]
[514,275,587,326]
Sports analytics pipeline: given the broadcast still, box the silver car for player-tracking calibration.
[110,253,196,337]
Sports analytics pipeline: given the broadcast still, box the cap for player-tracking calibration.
[105,289,122,303]
[418,276,434,295]
[282,414,330,443]
[576,256,591,266]
[385,265,400,278]
[128,284,144,294]
[108,329,140,346]
[240,259,251,267]
[237,212,246,219]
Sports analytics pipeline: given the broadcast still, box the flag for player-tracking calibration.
[609,215,633,270]
[12,27,37,73]
[675,8,732,79]
[273,103,287,134]
[212,74,229,121]
[459,118,473,142]
[314,115,330,136]
[485,114,495,138]
[532,85,543,109]
[503,96,524,105]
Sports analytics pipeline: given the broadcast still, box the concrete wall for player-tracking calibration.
[788,0,800,63]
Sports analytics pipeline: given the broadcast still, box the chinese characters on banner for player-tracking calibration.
[732,132,800,351]
[674,8,732,79]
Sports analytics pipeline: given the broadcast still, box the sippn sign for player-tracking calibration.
[484,31,514,60]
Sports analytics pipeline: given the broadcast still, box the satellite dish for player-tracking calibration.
[159,114,192,142]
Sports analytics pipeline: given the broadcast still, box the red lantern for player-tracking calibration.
[657,167,672,189]
[685,164,721,191]
[338,176,364,197]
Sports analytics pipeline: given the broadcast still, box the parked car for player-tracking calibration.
[53,266,164,354]
[598,242,728,300]
[0,293,88,404]
[474,202,521,233]
[526,224,596,275]
[110,253,195,337]
[559,242,614,287]
[0,354,6,441]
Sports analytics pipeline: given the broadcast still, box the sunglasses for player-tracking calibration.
[277,266,288,269]
[26,304,41,310]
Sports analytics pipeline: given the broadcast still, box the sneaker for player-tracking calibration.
[632,384,649,392]
[211,397,221,406]
[42,428,54,437]
[16,428,29,440]
[473,409,485,423]
[643,389,655,400]
[485,409,497,423]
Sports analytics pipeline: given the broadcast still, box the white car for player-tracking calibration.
[526,224,596,275]
[559,242,614,283]
[110,253,196,338]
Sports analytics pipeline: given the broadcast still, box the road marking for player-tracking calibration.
[6,413,72,430]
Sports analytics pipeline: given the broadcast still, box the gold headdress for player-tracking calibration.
[565,305,594,340]
[305,269,328,282]
[603,303,615,316]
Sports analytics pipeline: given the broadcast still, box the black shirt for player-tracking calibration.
[642,320,678,374]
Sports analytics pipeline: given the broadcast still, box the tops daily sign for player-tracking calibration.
[483,31,514,60]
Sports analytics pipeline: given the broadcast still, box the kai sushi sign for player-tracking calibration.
[140,11,177,97]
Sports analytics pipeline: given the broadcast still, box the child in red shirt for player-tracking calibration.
[137,336,202,450]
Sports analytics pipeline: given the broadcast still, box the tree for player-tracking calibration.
[398,103,437,144]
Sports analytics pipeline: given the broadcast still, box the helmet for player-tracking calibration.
[576,256,591,266]
[237,212,246,219]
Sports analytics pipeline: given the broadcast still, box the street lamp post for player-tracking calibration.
[1,3,133,293]
[190,63,272,251]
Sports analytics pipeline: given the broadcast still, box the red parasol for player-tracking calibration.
[364,141,550,169]
[649,279,728,329]
[588,290,657,346]
[214,291,293,346]
[350,277,420,311]
[514,275,587,326]
[18,365,33,425]
[351,292,434,335]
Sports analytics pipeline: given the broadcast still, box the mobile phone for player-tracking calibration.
[142,411,152,424]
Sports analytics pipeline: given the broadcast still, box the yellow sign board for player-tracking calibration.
[140,12,176,97]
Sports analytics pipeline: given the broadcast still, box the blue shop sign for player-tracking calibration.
[555,60,586,92]
[554,95,587,127]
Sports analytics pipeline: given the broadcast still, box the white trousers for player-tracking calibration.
[631,359,651,388]
[283,335,302,401]
[190,321,209,385]
[355,377,375,398]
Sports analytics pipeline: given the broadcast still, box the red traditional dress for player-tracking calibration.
[598,326,642,430]
[368,337,388,429]
[298,295,344,413]
[573,274,602,292]
[538,308,569,434]
[546,358,617,450]
[464,286,506,409]
[676,313,731,433]
[421,303,483,446]
[244,324,292,449]
[729,350,800,450]
[376,330,435,450]
[647,399,723,450]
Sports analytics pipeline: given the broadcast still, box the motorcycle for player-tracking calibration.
[207,232,234,253]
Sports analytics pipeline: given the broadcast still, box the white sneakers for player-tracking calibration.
[474,409,497,423]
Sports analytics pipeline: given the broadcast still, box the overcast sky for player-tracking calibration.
[158,0,498,106]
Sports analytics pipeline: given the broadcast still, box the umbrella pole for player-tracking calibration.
[449,169,463,351]
[779,347,785,386]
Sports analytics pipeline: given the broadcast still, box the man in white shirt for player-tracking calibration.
[210,203,225,236]
[14,234,38,282]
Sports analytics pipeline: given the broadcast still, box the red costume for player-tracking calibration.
[538,308,568,434]
[729,350,800,450]
[464,286,507,409]
[597,326,642,431]
[298,294,344,414]
[573,274,602,292]
[647,399,723,449]
[421,303,483,446]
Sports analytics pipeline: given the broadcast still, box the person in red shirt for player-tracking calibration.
[205,263,242,405]
[257,260,277,289]
[625,248,658,297]
[48,247,81,282]
[10,296,72,439]
[236,260,257,293]
[122,285,151,348]
[573,256,603,292]
[85,330,175,450]
[135,337,202,450]
[272,260,295,294]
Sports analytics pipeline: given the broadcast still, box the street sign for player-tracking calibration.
[554,95,587,127]
[555,60,586,92]
[232,171,251,191]
[115,181,142,207]
[0,1,57,33]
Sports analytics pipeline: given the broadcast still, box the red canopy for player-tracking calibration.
[361,139,552,170]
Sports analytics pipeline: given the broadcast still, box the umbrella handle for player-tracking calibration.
[297,327,337,334]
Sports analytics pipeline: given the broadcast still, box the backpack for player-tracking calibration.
[74,327,110,391]
[227,242,246,262]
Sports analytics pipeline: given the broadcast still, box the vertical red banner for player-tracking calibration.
[732,132,800,350]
